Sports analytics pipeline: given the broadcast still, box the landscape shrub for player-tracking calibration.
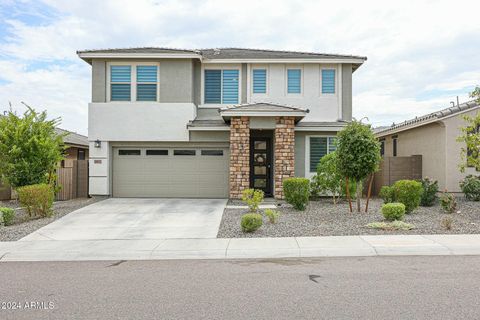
[312,152,343,204]
[17,184,54,218]
[264,209,280,224]
[283,177,310,211]
[440,191,457,214]
[419,177,439,206]
[460,175,480,201]
[366,221,415,231]
[393,180,423,214]
[0,213,3,226]
[441,217,453,230]
[0,207,15,226]
[379,186,395,204]
[241,189,264,213]
[241,213,263,232]
[381,203,405,221]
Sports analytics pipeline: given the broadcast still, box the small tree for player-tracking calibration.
[313,152,343,204]
[0,105,65,188]
[336,120,381,212]
[457,86,480,172]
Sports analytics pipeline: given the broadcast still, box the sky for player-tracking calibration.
[0,0,479,136]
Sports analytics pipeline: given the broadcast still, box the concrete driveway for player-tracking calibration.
[20,198,227,241]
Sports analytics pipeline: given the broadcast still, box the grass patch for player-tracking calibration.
[366,221,415,231]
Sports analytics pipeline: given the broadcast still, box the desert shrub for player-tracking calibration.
[419,177,439,206]
[460,175,480,201]
[379,186,395,204]
[440,191,457,214]
[441,217,453,230]
[241,213,263,232]
[381,203,405,221]
[283,177,310,211]
[393,180,423,214]
[264,209,280,224]
[241,189,264,213]
[366,221,415,231]
[0,207,15,226]
[16,184,54,218]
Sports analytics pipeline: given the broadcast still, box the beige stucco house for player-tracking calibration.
[375,100,479,192]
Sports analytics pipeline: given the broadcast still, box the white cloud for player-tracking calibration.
[0,0,479,135]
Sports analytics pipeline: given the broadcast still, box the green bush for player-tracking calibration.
[241,213,263,232]
[264,209,280,224]
[241,189,264,213]
[366,221,415,231]
[440,191,457,214]
[17,184,54,218]
[419,178,439,206]
[283,177,310,211]
[0,212,3,227]
[0,207,15,226]
[460,175,480,201]
[379,186,395,204]
[381,203,406,221]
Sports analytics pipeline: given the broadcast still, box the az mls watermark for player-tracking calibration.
[2,301,55,310]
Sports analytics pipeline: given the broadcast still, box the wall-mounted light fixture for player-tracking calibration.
[94,139,101,148]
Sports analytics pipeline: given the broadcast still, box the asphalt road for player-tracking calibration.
[1,256,480,319]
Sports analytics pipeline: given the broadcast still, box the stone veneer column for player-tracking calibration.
[229,117,250,199]
[274,116,295,199]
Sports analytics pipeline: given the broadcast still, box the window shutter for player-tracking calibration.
[137,66,158,101]
[287,69,301,94]
[253,69,266,93]
[204,70,221,103]
[111,66,131,101]
[222,69,239,104]
[310,137,328,172]
[322,69,335,94]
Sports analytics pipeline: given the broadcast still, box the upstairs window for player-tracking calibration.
[110,66,131,101]
[204,69,239,104]
[309,136,337,172]
[392,136,398,157]
[322,69,335,94]
[287,69,301,94]
[252,69,266,94]
[136,66,158,101]
[380,139,385,156]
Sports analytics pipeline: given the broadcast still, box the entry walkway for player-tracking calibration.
[1,234,480,261]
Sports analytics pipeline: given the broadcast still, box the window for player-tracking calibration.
[322,69,335,94]
[78,149,86,160]
[146,149,168,156]
[309,136,337,172]
[110,66,131,101]
[287,69,301,94]
[392,136,398,157]
[119,149,141,156]
[252,69,266,94]
[380,139,385,157]
[204,69,239,104]
[136,66,158,101]
[174,150,196,156]
[201,150,224,156]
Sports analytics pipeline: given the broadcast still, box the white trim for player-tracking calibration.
[305,135,337,178]
[106,61,160,103]
[338,64,342,120]
[187,126,230,131]
[78,52,201,59]
[202,58,366,64]
[295,126,345,132]
[285,65,304,96]
[202,64,242,105]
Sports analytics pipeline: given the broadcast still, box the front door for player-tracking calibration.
[250,137,272,196]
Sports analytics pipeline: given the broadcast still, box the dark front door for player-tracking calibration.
[250,137,272,196]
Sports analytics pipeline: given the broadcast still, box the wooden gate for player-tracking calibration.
[56,160,89,200]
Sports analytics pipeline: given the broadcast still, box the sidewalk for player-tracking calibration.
[1,234,480,261]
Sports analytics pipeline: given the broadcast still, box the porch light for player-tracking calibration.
[94,139,101,148]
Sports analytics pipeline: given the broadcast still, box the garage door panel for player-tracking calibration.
[113,147,229,198]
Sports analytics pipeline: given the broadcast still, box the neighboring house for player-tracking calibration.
[56,128,89,165]
[77,47,366,199]
[375,100,480,192]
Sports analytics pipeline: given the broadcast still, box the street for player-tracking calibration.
[1,256,480,319]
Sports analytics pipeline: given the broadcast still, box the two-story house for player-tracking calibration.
[77,48,366,199]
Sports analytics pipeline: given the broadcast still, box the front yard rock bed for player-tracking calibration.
[0,197,106,241]
[217,197,480,238]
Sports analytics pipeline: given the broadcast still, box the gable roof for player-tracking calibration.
[77,47,366,69]
[55,128,88,147]
[219,102,308,122]
[375,100,480,137]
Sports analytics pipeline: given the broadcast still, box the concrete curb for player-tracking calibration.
[1,234,480,262]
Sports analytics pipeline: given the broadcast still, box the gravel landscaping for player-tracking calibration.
[0,197,106,241]
[218,197,480,238]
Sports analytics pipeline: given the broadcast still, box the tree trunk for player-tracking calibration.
[365,174,374,213]
[356,181,362,213]
[346,177,353,213]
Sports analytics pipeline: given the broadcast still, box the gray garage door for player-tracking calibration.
[113,147,229,198]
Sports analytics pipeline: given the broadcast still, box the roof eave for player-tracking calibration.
[77,52,203,64]
[202,58,366,64]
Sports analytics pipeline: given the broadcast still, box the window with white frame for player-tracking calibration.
[204,69,239,104]
[308,136,337,173]
[109,64,159,102]
[321,69,336,94]
[287,69,301,94]
[252,68,267,94]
